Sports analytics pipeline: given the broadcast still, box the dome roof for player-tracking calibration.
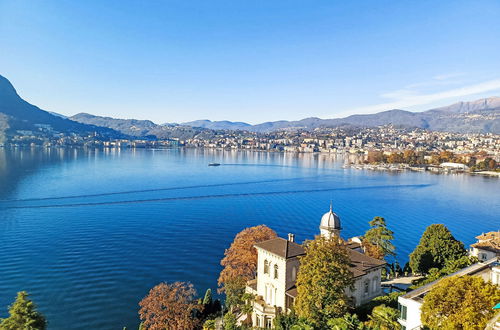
[320,206,341,230]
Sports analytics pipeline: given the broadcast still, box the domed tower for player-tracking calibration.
[319,203,342,239]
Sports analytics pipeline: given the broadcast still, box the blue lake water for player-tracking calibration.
[0,148,498,329]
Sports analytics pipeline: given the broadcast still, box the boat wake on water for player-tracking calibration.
[0,176,323,203]
[0,183,432,209]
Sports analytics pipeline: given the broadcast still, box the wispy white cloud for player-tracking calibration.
[381,72,466,99]
[432,72,466,81]
[339,78,500,116]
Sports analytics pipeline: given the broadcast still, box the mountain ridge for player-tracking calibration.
[180,119,251,131]
[69,113,211,140]
[0,75,120,141]
[176,97,500,133]
[1,74,499,140]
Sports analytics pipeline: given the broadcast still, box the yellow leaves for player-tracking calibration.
[421,275,500,330]
[363,241,385,260]
[295,236,354,327]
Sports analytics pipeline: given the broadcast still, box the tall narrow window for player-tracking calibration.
[364,280,369,295]
[399,303,407,320]
[292,266,297,281]
[264,260,269,274]
[274,264,279,279]
[372,277,378,292]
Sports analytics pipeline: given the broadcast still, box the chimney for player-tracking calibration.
[288,233,295,242]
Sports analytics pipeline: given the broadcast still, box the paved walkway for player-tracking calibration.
[382,275,423,285]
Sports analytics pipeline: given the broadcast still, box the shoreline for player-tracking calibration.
[1,145,498,177]
[343,163,500,177]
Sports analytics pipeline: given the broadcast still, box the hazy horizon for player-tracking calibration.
[1,1,500,124]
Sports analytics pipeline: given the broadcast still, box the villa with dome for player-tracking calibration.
[245,205,386,328]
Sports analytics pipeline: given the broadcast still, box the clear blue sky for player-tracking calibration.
[1,0,499,124]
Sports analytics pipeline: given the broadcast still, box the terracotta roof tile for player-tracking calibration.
[475,231,500,241]
[472,230,500,253]
[347,248,386,278]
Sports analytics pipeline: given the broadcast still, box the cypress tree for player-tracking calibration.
[202,288,213,316]
[203,288,213,306]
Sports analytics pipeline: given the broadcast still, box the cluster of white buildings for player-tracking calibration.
[183,126,500,160]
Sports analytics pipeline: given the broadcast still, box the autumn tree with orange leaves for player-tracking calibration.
[218,225,277,308]
[139,282,201,330]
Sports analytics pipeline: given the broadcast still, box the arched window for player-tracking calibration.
[274,264,279,279]
[292,266,297,281]
[364,280,369,295]
[264,260,269,274]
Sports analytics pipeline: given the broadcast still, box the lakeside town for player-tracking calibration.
[4,125,499,176]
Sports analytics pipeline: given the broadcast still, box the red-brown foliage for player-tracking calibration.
[139,282,200,330]
[218,225,277,291]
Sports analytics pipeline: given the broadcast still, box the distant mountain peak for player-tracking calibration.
[181,119,251,130]
[0,74,21,100]
[430,96,500,113]
[175,97,499,133]
[0,74,120,138]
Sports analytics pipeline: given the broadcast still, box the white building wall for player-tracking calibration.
[490,266,500,285]
[470,247,497,261]
[255,248,288,309]
[398,296,423,330]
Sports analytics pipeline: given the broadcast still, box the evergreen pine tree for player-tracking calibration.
[0,291,46,330]
[363,216,395,260]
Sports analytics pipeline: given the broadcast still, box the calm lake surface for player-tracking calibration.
[0,148,498,329]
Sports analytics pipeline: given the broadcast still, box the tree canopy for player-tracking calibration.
[411,255,478,288]
[421,275,500,330]
[409,224,466,274]
[222,312,237,330]
[138,282,200,330]
[328,313,366,330]
[365,304,399,330]
[218,225,277,292]
[295,235,354,328]
[363,216,395,260]
[0,291,46,330]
